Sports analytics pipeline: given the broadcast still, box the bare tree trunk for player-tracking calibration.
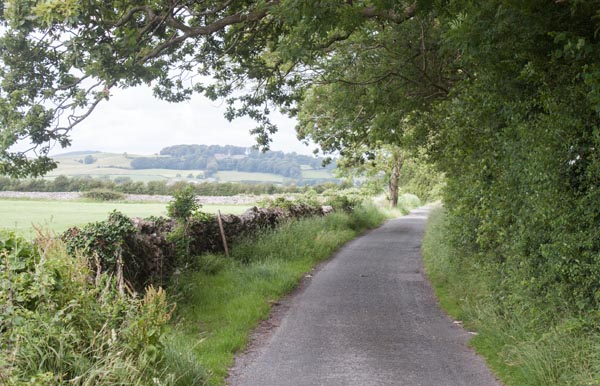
[389,167,399,207]
[388,151,404,208]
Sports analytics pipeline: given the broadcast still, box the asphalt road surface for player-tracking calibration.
[228,207,501,386]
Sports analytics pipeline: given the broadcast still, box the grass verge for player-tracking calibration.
[163,204,388,385]
[422,206,600,386]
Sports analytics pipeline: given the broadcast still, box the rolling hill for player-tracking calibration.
[48,145,337,185]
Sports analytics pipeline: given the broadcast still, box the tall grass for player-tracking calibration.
[0,232,177,385]
[164,204,387,385]
[371,192,423,217]
[422,206,600,386]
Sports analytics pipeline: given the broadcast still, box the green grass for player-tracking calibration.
[164,204,388,385]
[47,152,335,183]
[422,206,600,386]
[46,152,306,183]
[47,166,206,183]
[50,152,134,173]
[0,199,250,238]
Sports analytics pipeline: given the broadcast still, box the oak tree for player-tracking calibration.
[0,0,416,177]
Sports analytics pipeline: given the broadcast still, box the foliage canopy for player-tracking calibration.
[3,0,600,324]
[0,0,416,176]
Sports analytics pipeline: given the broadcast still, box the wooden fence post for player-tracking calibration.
[216,210,229,258]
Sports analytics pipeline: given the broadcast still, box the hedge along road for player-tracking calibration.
[227,207,501,386]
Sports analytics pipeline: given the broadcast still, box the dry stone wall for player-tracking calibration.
[83,204,331,290]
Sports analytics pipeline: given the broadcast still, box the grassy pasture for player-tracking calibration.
[0,199,250,238]
[50,152,136,169]
[57,169,204,183]
[48,157,207,182]
[45,152,335,183]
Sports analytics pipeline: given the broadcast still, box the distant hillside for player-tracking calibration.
[130,144,335,179]
[53,150,101,157]
[48,145,337,185]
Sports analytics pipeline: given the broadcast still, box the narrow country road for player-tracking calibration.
[227,207,501,386]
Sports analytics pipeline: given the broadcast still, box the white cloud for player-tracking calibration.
[57,86,317,156]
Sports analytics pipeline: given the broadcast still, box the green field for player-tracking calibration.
[45,151,335,183]
[0,199,250,238]
[47,153,207,182]
[60,168,204,182]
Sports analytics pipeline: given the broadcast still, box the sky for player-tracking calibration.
[49,85,317,156]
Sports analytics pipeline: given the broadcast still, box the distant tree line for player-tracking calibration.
[0,175,348,196]
[130,145,335,179]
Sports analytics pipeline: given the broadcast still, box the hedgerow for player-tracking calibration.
[81,189,125,201]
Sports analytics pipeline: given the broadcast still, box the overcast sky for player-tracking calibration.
[50,85,316,156]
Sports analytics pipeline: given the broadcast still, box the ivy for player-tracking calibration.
[62,210,136,274]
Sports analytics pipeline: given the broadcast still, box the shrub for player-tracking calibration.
[83,154,97,164]
[0,232,178,385]
[324,194,363,212]
[166,186,210,267]
[258,196,297,210]
[259,193,322,211]
[397,193,421,212]
[82,188,125,201]
[63,211,137,288]
[167,185,200,222]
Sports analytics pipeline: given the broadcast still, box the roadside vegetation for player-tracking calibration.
[0,231,176,385]
[423,207,600,385]
[1,182,426,385]
[165,203,390,385]
[2,1,600,385]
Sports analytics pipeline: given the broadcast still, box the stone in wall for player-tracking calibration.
[107,204,329,290]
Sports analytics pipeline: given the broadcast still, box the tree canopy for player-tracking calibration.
[129,144,335,179]
[0,0,416,177]
[4,0,600,314]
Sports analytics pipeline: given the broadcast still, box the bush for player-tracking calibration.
[258,193,323,211]
[0,231,178,385]
[62,211,140,289]
[166,186,207,266]
[423,207,600,385]
[324,194,363,212]
[258,196,297,210]
[82,188,125,201]
[63,211,135,270]
[397,193,421,212]
[167,186,200,222]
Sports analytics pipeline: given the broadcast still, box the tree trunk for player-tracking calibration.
[388,152,403,207]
